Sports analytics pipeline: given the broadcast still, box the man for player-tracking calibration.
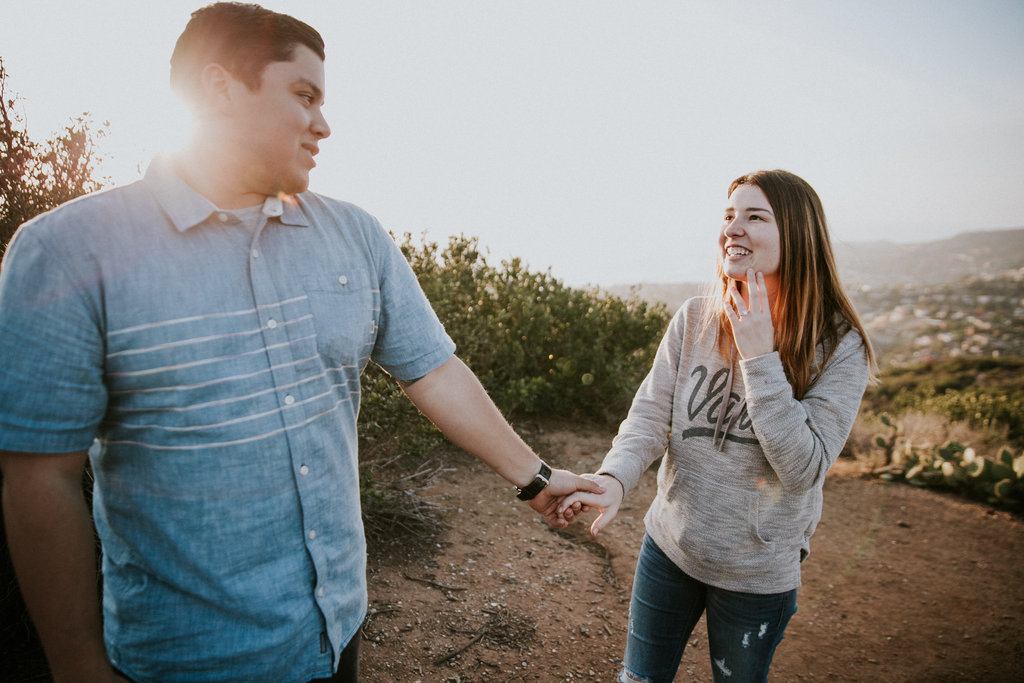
[0,4,600,681]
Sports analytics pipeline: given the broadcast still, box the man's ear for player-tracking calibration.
[197,63,235,114]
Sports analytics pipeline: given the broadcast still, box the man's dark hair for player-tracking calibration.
[170,2,325,103]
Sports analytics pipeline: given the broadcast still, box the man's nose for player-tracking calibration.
[312,109,331,139]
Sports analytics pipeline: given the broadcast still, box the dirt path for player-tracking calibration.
[361,423,1024,682]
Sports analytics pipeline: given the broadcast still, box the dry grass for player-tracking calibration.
[360,455,453,549]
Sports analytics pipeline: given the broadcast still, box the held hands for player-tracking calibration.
[725,269,775,360]
[556,473,624,536]
[527,468,605,528]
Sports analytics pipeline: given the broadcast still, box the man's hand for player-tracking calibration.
[557,473,624,535]
[526,468,604,528]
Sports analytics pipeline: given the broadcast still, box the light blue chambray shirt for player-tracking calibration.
[0,158,455,682]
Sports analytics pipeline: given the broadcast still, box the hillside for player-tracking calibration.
[834,227,1024,288]
[607,227,1024,367]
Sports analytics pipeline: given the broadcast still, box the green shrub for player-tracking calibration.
[361,233,669,444]
[863,356,1024,405]
[891,390,1023,444]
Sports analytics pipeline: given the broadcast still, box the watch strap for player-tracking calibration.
[516,461,552,501]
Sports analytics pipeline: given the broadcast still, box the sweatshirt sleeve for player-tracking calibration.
[596,303,688,495]
[739,328,870,493]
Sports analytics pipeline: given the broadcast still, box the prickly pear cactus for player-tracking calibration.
[870,416,1022,509]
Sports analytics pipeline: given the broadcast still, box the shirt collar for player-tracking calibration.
[143,156,310,232]
[275,194,309,228]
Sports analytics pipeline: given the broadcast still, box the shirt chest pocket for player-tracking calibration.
[301,268,379,369]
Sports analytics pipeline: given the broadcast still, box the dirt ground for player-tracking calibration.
[361,422,1024,682]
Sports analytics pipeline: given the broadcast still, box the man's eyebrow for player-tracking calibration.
[296,78,324,101]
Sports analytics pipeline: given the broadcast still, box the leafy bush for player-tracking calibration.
[398,233,669,420]
[862,356,1022,404]
[1,59,109,259]
[358,233,670,459]
[891,390,1023,444]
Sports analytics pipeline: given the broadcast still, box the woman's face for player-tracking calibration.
[719,183,781,296]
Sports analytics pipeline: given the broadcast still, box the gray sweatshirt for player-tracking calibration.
[599,297,870,593]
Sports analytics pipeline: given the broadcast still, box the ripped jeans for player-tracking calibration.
[619,534,797,683]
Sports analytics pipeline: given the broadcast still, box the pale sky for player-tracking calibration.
[2,0,1022,286]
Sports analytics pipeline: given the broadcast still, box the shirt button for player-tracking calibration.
[284,394,295,405]
[299,465,309,476]
[217,213,229,222]
[308,529,317,540]
[337,275,348,286]
[251,249,260,259]
[266,319,277,329]
[317,587,325,597]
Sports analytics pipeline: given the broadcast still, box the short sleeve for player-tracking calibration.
[0,224,108,452]
[368,229,455,381]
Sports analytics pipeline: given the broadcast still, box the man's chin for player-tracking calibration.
[247,167,309,198]
[275,172,311,196]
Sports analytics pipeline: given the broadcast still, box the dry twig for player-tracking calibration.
[361,457,454,546]
[403,573,468,592]
[433,606,537,665]
[360,603,402,640]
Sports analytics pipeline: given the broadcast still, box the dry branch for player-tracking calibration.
[402,573,468,592]
[432,606,537,665]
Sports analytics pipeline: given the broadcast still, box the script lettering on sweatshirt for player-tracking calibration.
[680,365,757,445]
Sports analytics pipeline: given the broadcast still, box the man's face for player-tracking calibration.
[229,44,331,197]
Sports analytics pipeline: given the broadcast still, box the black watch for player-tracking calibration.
[515,461,552,501]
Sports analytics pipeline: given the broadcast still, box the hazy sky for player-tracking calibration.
[2,0,1022,286]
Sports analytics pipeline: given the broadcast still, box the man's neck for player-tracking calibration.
[171,139,267,210]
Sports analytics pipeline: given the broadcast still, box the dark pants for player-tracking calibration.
[311,633,360,683]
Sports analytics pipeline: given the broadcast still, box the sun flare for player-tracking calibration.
[97,93,192,185]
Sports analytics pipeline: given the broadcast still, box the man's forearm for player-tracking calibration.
[400,356,541,487]
[1,450,113,681]
[400,356,606,526]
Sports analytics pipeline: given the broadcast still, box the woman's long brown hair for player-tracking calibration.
[704,170,876,399]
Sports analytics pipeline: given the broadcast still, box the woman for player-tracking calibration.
[560,170,875,682]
